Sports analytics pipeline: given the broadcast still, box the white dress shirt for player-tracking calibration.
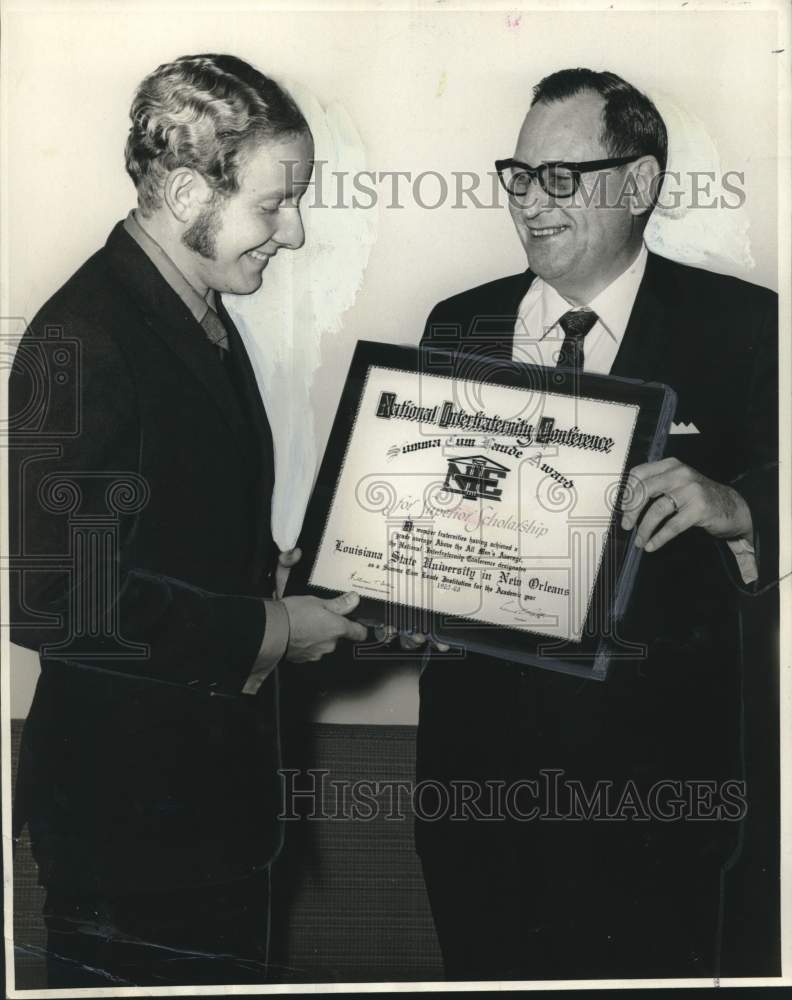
[512,243,757,584]
[512,244,648,372]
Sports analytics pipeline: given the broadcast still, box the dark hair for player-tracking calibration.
[125,53,310,214]
[531,68,667,173]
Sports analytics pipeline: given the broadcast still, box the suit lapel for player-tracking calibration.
[216,297,275,483]
[217,296,277,578]
[459,271,534,362]
[611,252,675,384]
[103,223,252,450]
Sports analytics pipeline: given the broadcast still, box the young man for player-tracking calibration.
[10,53,367,987]
[416,69,778,980]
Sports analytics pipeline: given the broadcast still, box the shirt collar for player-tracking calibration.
[526,242,648,342]
[123,210,217,323]
[587,243,648,341]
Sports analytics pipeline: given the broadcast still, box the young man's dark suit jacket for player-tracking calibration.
[10,222,283,897]
[415,250,779,979]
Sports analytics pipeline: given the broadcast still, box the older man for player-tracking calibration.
[10,53,366,987]
[416,69,778,980]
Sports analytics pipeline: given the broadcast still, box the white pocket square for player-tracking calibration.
[670,421,700,435]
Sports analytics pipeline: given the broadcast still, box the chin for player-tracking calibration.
[526,259,561,283]
[527,250,575,282]
[229,273,265,296]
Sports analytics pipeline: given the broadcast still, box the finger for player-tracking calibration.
[633,493,682,549]
[323,591,360,615]
[643,504,699,552]
[621,478,662,529]
[374,624,398,644]
[621,466,678,525]
[643,484,701,551]
[400,631,426,650]
[620,475,651,526]
[432,640,451,652]
[278,547,302,568]
[290,651,321,664]
[629,457,681,482]
[622,468,692,529]
[342,618,369,643]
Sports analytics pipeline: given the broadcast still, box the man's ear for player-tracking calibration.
[162,167,211,224]
[627,156,661,218]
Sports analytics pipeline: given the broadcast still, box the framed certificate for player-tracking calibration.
[287,340,677,680]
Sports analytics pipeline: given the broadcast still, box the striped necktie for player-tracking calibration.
[201,306,230,358]
[557,308,597,372]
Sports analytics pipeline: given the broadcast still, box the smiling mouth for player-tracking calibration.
[247,249,272,262]
[528,226,569,238]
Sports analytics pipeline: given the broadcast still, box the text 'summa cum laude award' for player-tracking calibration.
[293,342,676,678]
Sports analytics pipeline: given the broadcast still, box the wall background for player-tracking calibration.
[2,0,782,721]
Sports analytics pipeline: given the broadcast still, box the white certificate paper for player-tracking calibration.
[311,366,639,642]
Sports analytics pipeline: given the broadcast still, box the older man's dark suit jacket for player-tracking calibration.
[10,222,283,896]
[416,251,779,977]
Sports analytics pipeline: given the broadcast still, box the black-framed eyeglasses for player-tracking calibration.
[495,156,641,199]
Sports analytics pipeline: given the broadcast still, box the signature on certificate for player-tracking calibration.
[499,599,550,624]
[350,570,389,596]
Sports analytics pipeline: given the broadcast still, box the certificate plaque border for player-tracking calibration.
[287,340,677,681]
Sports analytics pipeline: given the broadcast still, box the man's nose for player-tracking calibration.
[513,175,553,215]
[275,207,306,251]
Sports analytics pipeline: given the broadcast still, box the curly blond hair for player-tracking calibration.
[125,53,309,214]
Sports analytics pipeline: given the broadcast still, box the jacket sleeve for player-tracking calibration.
[9,312,267,696]
[723,290,779,595]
